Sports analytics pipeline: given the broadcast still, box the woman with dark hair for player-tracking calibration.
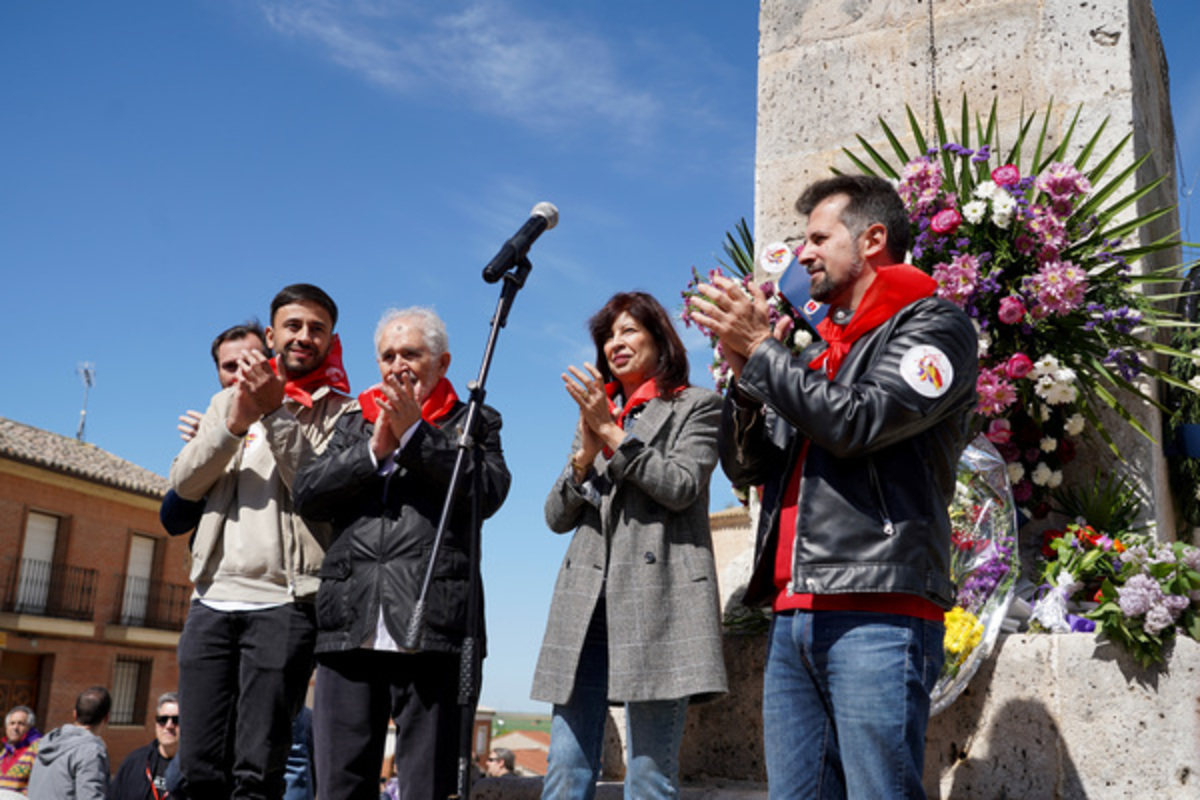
[532,291,727,799]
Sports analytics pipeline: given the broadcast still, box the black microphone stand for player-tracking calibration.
[401,255,532,799]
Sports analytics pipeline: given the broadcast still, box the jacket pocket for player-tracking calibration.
[315,553,352,632]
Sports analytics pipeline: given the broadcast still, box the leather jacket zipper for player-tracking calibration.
[867,458,896,536]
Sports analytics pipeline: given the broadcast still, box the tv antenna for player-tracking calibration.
[76,362,95,441]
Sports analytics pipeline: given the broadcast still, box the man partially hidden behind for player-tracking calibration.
[690,175,977,799]
[27,687,111,800]
[170,284,352,798]
[161,322,270,536]
[1,705,41,794]
[108,693,179,800]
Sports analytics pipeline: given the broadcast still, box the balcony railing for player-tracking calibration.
[111,574,191,632]
[1,557,97,621]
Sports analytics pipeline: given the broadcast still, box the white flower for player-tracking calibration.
[1064,413,1086,436]
[1040,405,1051,422]
[962,200,987,224]
[1190,375,1200,392]
[1032,354,1061,379]
[1043,380,1078,405]
[1007,462,1026,484]
[1048,469,1064,489]
[977,330,992,358]
[973,181,997,200]
[1055,366,1077,385]
[1031,462,1054,486]
[992,192,1017,214]
[992,209,1013,230]
[1040,436,1057,452]
[793,329,813,350]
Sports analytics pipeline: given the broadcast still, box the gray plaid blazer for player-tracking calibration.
[531,387,728,705]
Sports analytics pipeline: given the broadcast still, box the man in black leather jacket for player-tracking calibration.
[690,175,977,800]
[293,307,510,800]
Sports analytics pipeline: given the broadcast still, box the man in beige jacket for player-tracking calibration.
[170,283,352,799]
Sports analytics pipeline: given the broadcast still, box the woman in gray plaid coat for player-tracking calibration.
[532,291,727,799]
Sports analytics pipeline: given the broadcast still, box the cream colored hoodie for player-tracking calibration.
[169,384,351,603]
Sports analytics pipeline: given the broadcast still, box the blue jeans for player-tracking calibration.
[763,610,944,800]
[543,602,690,800]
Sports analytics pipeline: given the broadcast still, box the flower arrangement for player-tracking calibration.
[841,98,1195,518]
[930,436,1019,715]
[1030,471,1200,666]
[680,219,808,392]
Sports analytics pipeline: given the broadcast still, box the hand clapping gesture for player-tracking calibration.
[369,371,422,462]
[226,350,287,436]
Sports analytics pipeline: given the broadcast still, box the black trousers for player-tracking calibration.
[177,601,317,800]
[313,649,461,800]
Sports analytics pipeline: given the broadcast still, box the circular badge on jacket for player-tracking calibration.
[899,345,954,398]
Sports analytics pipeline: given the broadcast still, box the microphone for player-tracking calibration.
[482,202,559,282]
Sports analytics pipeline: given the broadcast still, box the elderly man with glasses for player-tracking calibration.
[109,693,180,800]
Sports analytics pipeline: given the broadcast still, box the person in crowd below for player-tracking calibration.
[27,687,111,800]
[1,705,41,794]
[294,306,511,799]
[531,291,727,800]
[281,706,315,800]
[689,174,978,800]
[170,283,353,799]
[107,693,179,800]
[484,748,516,778]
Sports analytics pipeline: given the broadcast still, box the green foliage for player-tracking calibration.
[1167,317,1200,527]
[1051,471,1147,536]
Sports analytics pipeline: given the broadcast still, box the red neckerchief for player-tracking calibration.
[274,334,351,408]
[358,377,460,427]
[808,264,936,379]
[601,379,683,456]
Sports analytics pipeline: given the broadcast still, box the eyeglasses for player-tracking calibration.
[155,715,180,726]
[486,756,502,762]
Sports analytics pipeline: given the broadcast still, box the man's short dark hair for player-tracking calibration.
[210,321,268,366]
[270,283,339,329]
[74,686,111,726]
[795,175,912,264]
[492,747,515,771]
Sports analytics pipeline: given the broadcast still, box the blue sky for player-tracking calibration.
[2,2,1197,713]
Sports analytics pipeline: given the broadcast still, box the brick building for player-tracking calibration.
[0,416,189,772]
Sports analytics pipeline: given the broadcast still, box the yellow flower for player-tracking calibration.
[944,607,984,665]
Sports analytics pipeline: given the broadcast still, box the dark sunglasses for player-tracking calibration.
[156,715,180,726]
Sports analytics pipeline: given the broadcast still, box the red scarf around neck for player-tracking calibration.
[808,264,936,379]
[273,334,351,408]
[358,376,459,427]
[601,378,683,456]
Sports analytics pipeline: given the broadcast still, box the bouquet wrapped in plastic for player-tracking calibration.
[931,434,1020,715]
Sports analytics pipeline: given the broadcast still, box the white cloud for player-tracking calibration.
[258,0,661,137]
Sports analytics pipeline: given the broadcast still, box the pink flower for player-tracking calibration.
[985,418,1012,445]
[992,164,1021,186]
[1005,352,1034,380]
[976,367,1017,416]
[930,208,963,235]
[997,295,1026,325]
[932,253,980,308]
[1030,259,1088,316]
[1037,162,1091,203]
